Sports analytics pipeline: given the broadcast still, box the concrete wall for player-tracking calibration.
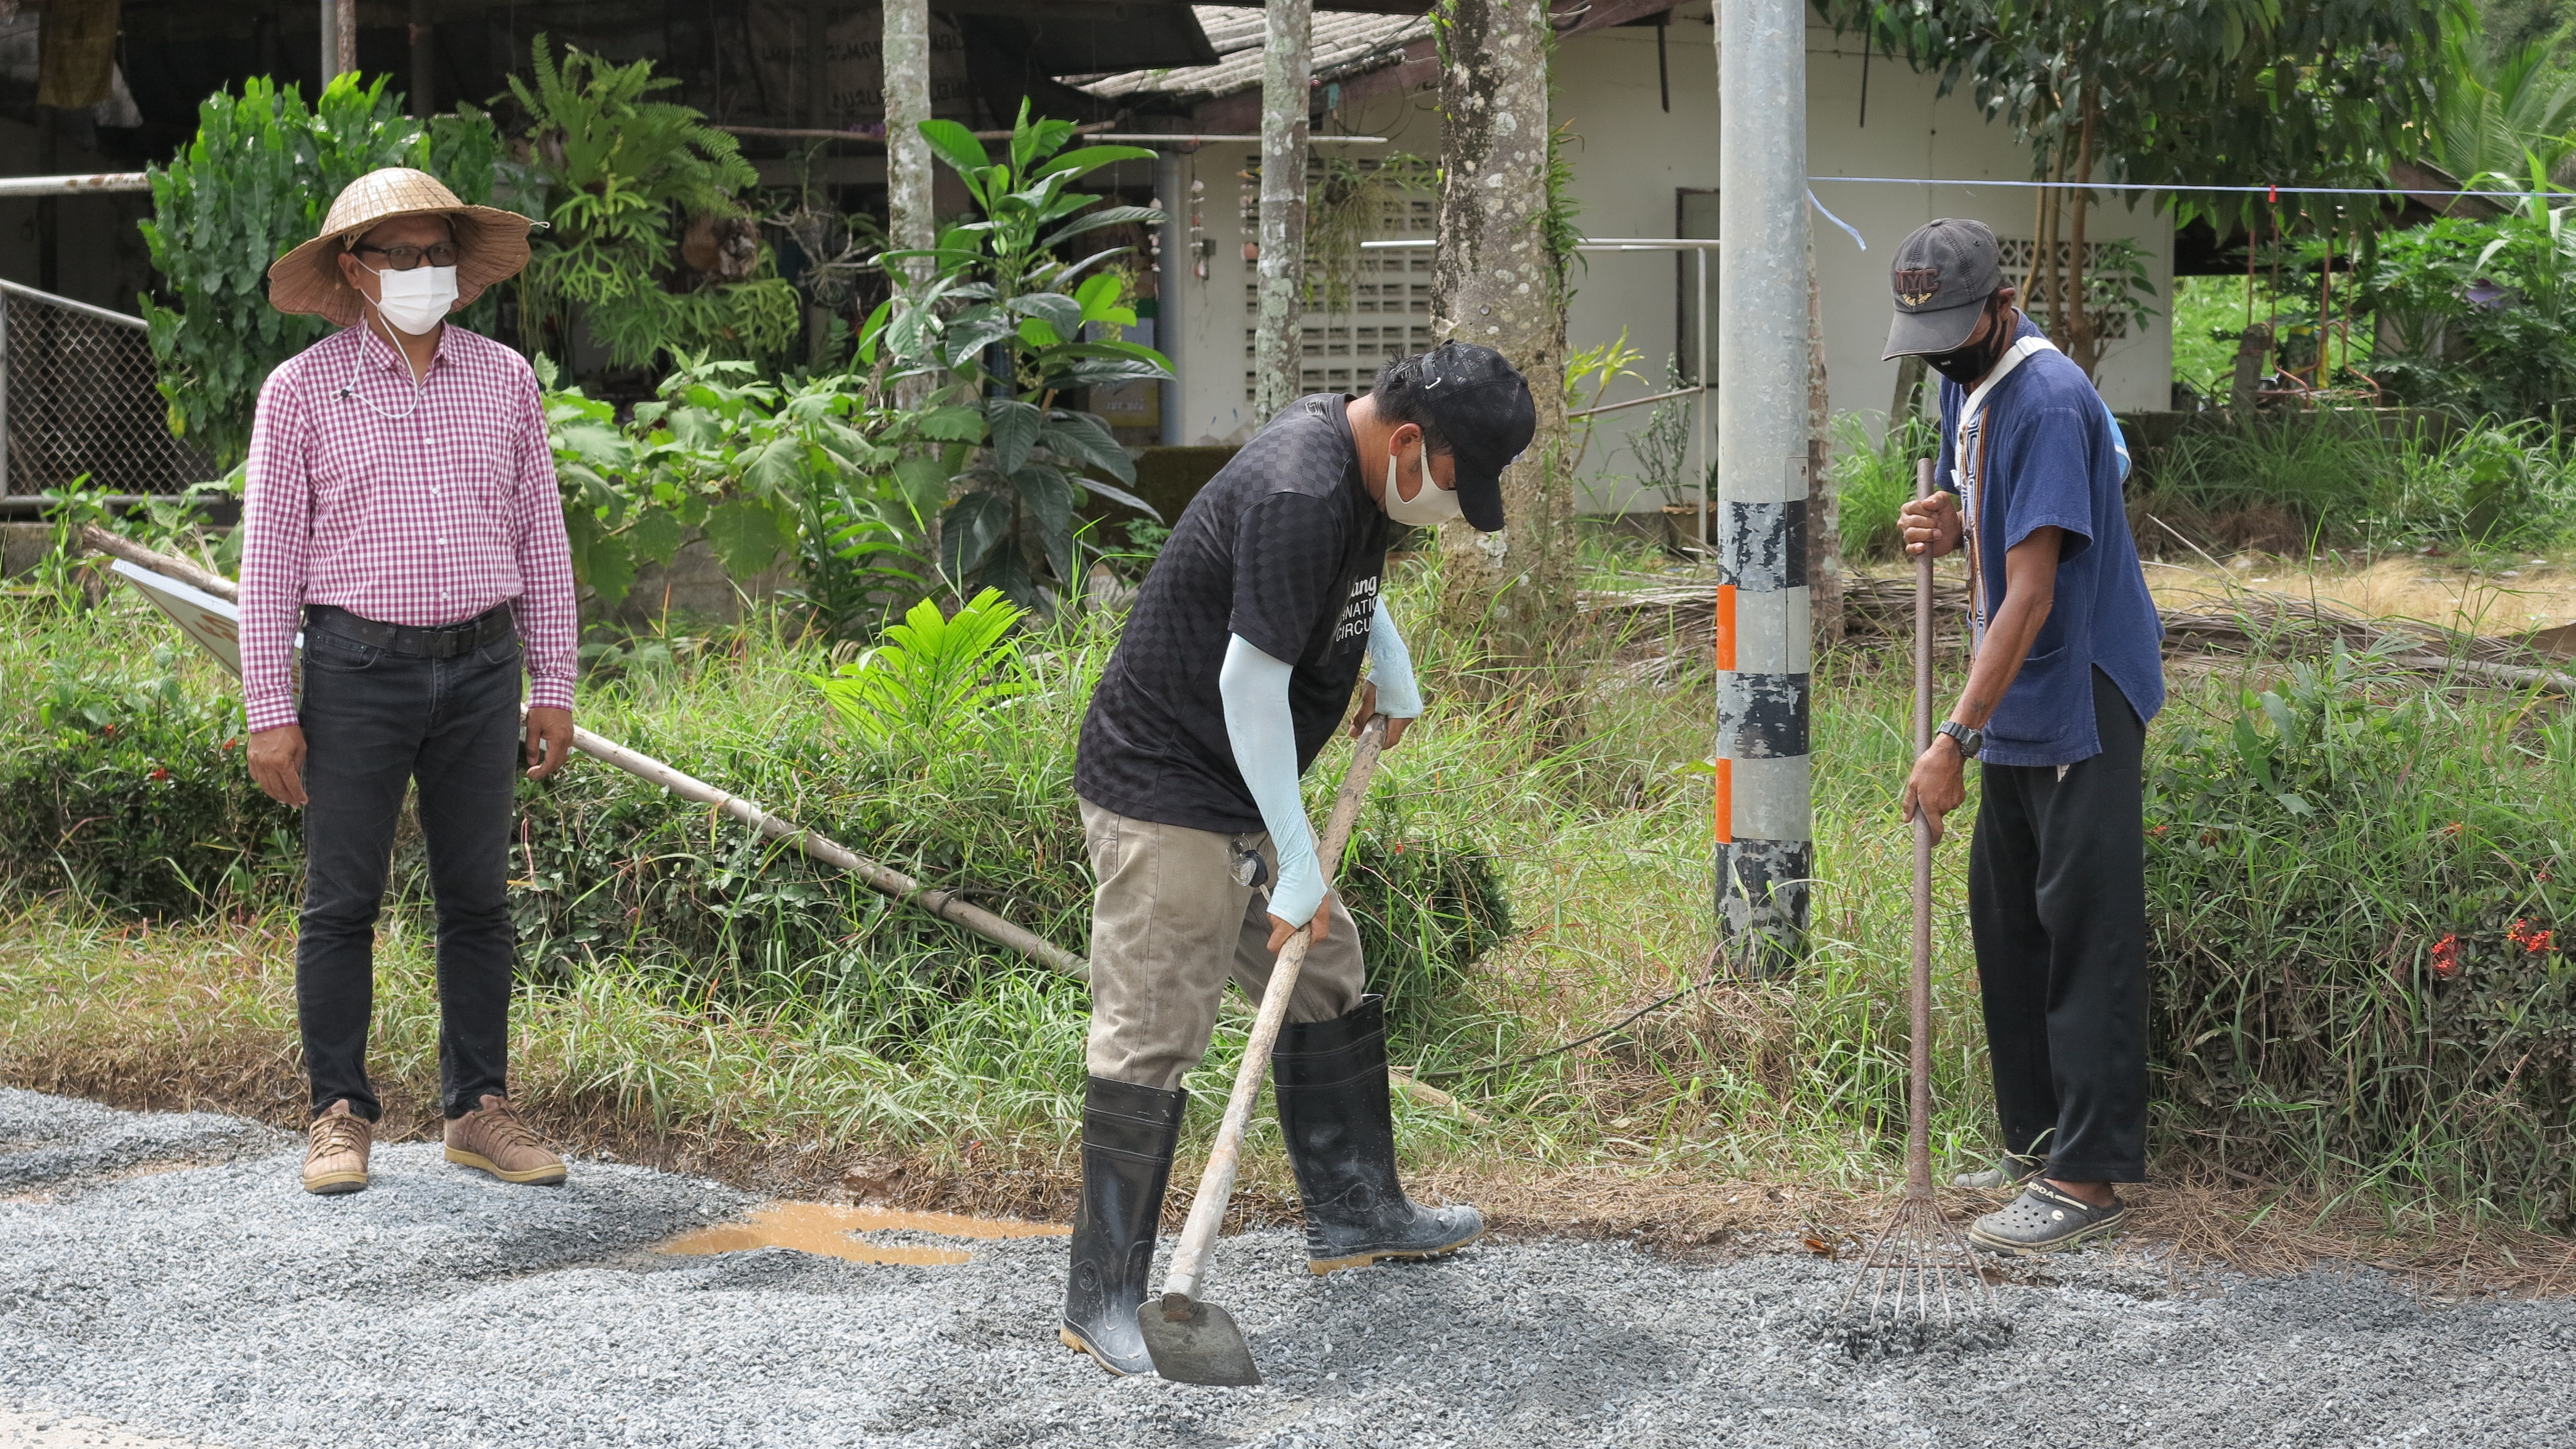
[1155,6,2175,514]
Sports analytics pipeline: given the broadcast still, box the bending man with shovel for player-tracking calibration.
[1062,343,1534,1374]
[1882,219,2165,1255]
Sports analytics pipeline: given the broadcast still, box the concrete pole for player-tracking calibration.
[1713,0,1812,969]
[1158,150,1190,445]
[1250,0,1312,424]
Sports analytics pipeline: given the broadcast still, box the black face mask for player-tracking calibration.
[1923,297,2012,387]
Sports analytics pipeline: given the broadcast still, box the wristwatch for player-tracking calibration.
[1936,720,1984,759]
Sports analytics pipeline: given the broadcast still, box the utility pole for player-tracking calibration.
[1250,0,1312,424]
[323,0,356,83]
[1714,0,1811,969]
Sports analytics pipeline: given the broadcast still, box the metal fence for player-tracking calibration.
[0,279,216,497]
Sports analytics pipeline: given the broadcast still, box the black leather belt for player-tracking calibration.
[305,603,515,659]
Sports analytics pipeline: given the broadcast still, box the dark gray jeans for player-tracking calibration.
[296,614,522,1122]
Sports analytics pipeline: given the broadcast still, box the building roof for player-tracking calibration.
[1076,5,1429,101]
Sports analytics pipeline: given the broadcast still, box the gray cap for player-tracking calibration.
[1882,218,2004,360]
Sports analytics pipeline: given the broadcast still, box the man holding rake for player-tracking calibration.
[1882,218,2166,1255]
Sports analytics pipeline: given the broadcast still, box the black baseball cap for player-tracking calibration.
[1882,218,2004,359]
[1403,340,1533,532]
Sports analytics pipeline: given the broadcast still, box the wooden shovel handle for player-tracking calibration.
[1158,716,1389,1306]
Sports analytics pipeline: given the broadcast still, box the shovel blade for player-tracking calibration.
[1138,1293,1262,1386]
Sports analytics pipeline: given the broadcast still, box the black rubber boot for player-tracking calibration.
[1059,1076,1185,1376]
[1274,994,1484,1274]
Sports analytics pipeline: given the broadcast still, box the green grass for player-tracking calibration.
[2,537,2572,1230]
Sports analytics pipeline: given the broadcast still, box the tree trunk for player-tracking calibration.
[1251,0,1313,425]
[1807,235,1841,648]
[2066,83,2098,376]
[883,0,935,279]
[1431,0,1572,652]
[883,0,938,570]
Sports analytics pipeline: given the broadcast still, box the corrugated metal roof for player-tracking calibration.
[1077,5,1429,101]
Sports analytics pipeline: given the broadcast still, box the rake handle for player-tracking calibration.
[1158,716,1389,1308]
[1908,457,1937,1197]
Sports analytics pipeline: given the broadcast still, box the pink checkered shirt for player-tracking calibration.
[237,323,576,734]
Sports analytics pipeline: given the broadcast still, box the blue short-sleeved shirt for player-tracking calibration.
[1933,317,2163,766]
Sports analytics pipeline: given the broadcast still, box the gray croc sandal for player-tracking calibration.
[1952,1153,2044,1190]
[1966,1180,2127,1255]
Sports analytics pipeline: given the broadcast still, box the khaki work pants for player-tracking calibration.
[1080,797,1367,1091]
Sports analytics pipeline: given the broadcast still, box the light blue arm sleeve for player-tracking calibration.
[1366,596,1422,718]
[1219,633,1325,928]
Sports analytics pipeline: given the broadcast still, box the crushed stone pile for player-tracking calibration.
[0,1087,286,1194]
[3,1089,2573,1448]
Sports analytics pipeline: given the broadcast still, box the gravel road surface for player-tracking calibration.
[4,1087,2572,1448]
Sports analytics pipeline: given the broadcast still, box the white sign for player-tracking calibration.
[105,559,295,679]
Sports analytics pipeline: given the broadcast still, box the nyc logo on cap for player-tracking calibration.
[1894,268,1941,308]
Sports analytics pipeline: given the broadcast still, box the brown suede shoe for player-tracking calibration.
[443,1094,567,1186]
[302,1100,371,1195]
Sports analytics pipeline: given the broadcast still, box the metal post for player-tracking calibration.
[1713,0,1812,967]
[1158,150,1190,446]
[0,294,11,496]
[1695,244,1709,548]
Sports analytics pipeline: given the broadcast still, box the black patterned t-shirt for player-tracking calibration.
[1076,393,1390,833]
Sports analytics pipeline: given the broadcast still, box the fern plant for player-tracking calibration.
[140,74,503,466]
[508,34,801,371]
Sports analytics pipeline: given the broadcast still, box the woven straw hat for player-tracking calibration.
[267,168,534,328]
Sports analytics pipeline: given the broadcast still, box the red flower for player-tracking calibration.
[2431,934,2461,980]
[2150,824,2170,836]
[101,724,115,737]
[220,738,239,754]
[2508,919,2556,954]
[2440,821,2465,838]
[148,767,169,783]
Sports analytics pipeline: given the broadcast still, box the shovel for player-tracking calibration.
[1139,715,1390,1386]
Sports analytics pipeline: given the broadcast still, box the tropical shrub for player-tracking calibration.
[508,36,801,372]
[2147,648,2576,1223]
[859,104,1171,608]
[542,354,974,627]
[141,73,504,465]
[0,651,297,915]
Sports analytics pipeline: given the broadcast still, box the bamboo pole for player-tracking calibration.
[77,528,1481,1118]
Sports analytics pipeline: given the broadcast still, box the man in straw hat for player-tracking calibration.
[239,167,577,1196]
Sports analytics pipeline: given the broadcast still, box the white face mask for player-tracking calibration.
[364,262,459,336]
[1382,440,1463,527]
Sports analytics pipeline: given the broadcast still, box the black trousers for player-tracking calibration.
[1967,666,2149,1183]
[295,614,523,1122]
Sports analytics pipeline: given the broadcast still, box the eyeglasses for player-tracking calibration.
[353,242,460,270]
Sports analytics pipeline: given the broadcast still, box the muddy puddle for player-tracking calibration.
[656,1200,1068,1267]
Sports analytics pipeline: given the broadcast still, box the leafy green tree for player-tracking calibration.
[1818,1,2457,372]
[140,75,502,465]
[508,36,801,371]
[858,104,1171,609]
